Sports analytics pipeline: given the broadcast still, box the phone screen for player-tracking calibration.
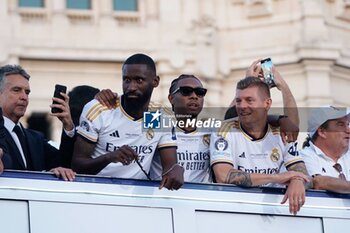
[261,58,275,87]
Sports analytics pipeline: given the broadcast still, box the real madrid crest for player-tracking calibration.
[270,148,280,162]
[146,128,154,140]
[202,134,210,147]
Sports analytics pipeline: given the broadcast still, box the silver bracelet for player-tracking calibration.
[162,164,180,176]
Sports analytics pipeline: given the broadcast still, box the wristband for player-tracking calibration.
[162,164,181,176]
[278,115,288,122]
[291,176,306,184]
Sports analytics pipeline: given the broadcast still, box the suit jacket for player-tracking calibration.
[59,129,77,168]
[0,145,12,169]
[3,127,66,171]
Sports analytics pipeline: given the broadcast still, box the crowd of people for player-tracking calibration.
[0,53,349,215]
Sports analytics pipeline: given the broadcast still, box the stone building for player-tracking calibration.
[0,0,349,141]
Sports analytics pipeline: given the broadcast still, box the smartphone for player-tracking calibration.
[51,84,67,113]
[260,58,276,88]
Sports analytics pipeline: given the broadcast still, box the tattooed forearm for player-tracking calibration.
[288,162,308,175]
[225,169,253,187]
[288,162,313,189]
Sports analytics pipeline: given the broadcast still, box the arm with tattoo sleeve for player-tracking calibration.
[283,162,311,215]
[225,169,253,187]
[287,162,313,189]
[213,163,308,187]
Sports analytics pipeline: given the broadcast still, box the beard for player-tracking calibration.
[124,88,153,108]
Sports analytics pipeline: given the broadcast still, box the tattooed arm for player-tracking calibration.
[283,162,311,215]
[213,163,308,187]
[225,169,253,187]
[287,162,313,189]
[288,162,308,174]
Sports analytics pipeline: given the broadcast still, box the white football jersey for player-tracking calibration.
[150,128,211,183]
[210,119,303,178]
[77,98,177,179]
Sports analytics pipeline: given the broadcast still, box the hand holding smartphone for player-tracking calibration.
[260,58,276,88]
[51,84,67,113]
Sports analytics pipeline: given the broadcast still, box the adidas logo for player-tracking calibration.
[239,152,246,158]
[109,130,120,137]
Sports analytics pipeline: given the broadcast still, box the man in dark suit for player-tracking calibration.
[0,107,13,173]
[0,149,3,174]
[0,64,75,181]
[0,106,5,173]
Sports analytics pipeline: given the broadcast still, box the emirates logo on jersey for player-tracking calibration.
[105,143,154,154]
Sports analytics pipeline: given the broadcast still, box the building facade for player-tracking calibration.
[1,0,350,141]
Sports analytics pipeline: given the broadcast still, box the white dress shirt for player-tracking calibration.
[300,142,350,180]
[3,116,27,167]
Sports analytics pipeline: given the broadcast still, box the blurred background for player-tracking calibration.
[0,0,350,143]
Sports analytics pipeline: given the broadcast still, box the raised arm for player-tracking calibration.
[50,92,75,132]
[267,115,299,143]
[246,59,300,129]
[272,67,299,126]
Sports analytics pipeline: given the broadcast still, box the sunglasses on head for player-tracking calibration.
[171,86,207,97]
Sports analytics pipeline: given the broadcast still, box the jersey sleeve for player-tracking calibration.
[210,131,234,166]
[283,141,304,169]
[76,99,108,143]
[157,126,177,149]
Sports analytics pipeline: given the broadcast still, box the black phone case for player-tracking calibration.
[51,84,67,113]
[261,58,271,63]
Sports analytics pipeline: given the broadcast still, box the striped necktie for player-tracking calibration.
[333,163,346,180]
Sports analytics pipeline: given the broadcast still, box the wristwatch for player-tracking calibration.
[278,115,288,122]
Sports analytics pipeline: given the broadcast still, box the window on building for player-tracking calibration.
[113,0,138,11]
[66,0,91,10]
[18,0,44,8]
